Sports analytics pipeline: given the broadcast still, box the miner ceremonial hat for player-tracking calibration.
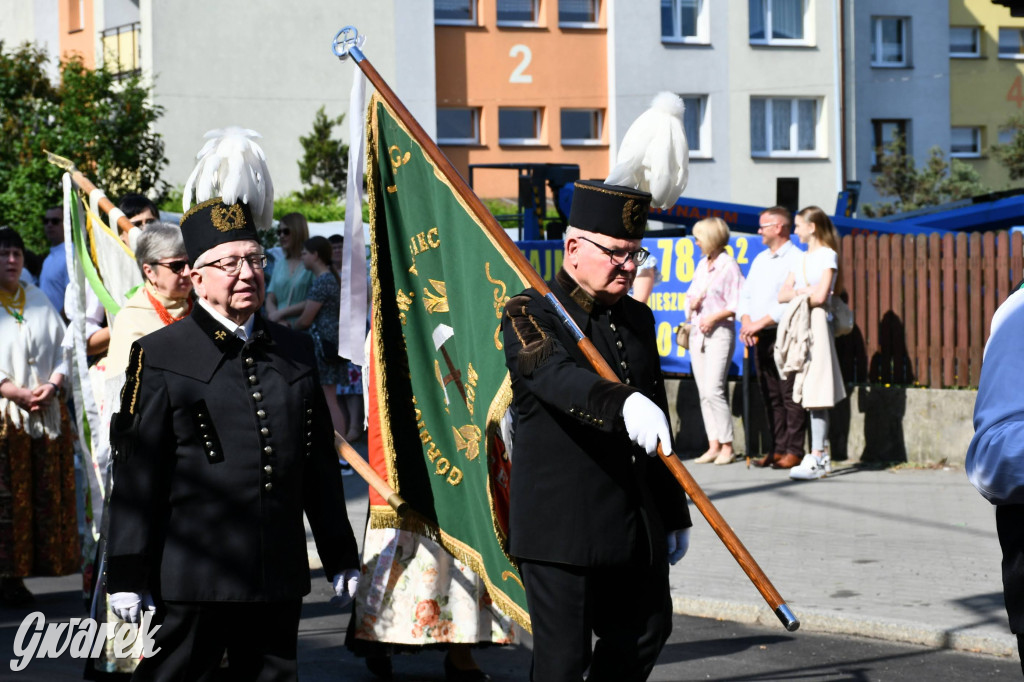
[180,127,275,265]
[569,180,652,240]
[180,197,259,266]
[569,92,691,241]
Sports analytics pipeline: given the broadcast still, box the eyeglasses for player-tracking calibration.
[277,228,290,236]
[151,260,189,275]
[758,222,781,230]
[198,253,267,274]
[578,236,650,267]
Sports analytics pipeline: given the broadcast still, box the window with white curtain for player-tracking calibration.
[560,0,599,26]
[498,0,540,25]
[436,0,477,25]
[750,97,819,156]
[749,0,806,44]
[681,95,710,157]
[662,0,709,44]
[950,127,982,157]
[437,108,480,145]
[949,26,980,58]
[871,17,908,67]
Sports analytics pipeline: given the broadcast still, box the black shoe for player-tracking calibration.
[444,652,490,682]
[366,654,393,679]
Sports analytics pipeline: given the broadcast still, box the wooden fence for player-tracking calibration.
[837,230,1023,389]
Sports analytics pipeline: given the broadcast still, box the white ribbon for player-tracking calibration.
[338,56,368,366]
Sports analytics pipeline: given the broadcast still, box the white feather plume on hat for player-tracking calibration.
[182,127,275,231]
[605,92,689,211]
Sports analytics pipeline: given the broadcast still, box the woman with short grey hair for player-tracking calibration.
[106,223,193,378]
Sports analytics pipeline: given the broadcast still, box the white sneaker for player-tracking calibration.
[789,453,830,480]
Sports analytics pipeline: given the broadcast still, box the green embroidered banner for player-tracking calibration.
[366,93,531,628]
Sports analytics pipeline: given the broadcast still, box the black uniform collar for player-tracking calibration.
[554,267,615,318]
[190,301,273,352]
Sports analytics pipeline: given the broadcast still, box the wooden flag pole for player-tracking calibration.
[332,26,799,632]
[334,432,408,514]
[45,151,139,238]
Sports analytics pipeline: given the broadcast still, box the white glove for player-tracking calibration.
[330,568,360,609]
[622,393,673,456]
[666,528,690,565]
[110,591,156,624]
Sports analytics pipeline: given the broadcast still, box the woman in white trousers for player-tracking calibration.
[688,218,745,465]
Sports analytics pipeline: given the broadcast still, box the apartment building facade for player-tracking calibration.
[8,1,1023,215]
[949,0,1024,192]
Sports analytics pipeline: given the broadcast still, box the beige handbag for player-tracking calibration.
[675,322,692,350]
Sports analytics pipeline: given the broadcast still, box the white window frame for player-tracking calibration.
[497,0,541,27]
[949,26,981,58]
[435,0,477,26]
[749,0,809,47]
[750,97,821,158]
[499,107,543,145]
[559,0,600,28]
[560,108,603,146]
[999,28,1024,59]
[662,0,709,45]
[437,107,481,145]
[950,127,982,158]
[871,17,909,67]
[681,95,711,158]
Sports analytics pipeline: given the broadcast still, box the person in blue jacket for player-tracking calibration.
[966,284,1024,674]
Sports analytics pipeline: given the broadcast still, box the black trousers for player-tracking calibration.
[755,328,807,457]
[996,505,1024,675]
[131,600,302,682]
[518,554,672,682]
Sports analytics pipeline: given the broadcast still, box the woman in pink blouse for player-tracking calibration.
[687,217,745,465]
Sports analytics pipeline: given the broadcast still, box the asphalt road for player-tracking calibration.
[2,571,1018,681]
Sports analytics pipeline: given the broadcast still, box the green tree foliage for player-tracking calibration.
[297,106,348,205]
[992,113,1024,181]
[0,41,167,252]
[862,133,990,218]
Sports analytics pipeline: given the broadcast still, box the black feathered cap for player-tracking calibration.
[180,197,259,266]
[568,180,651,240]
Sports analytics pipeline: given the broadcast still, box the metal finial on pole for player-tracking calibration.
[332,25,365,62]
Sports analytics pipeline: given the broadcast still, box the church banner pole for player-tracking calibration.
[332,26,799,632]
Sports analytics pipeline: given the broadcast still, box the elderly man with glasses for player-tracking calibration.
[104,196,359,681]
[501,180,692,681]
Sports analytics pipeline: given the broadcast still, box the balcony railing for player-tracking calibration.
[100,22,140,79]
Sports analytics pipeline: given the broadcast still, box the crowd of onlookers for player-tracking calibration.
[631,205,847,481]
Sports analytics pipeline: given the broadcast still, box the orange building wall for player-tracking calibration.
[436,0,608,201]
[59,0,96,68]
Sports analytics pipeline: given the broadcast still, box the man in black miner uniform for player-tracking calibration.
[105,196,359,681]
[502,180,693,681]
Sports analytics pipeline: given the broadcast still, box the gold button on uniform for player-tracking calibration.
[264,465,273,474]
[252,392,263,401]
[257,410,266,419]
[264,482,273,491]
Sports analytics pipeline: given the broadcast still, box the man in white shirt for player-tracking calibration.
[737,207,806,469]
